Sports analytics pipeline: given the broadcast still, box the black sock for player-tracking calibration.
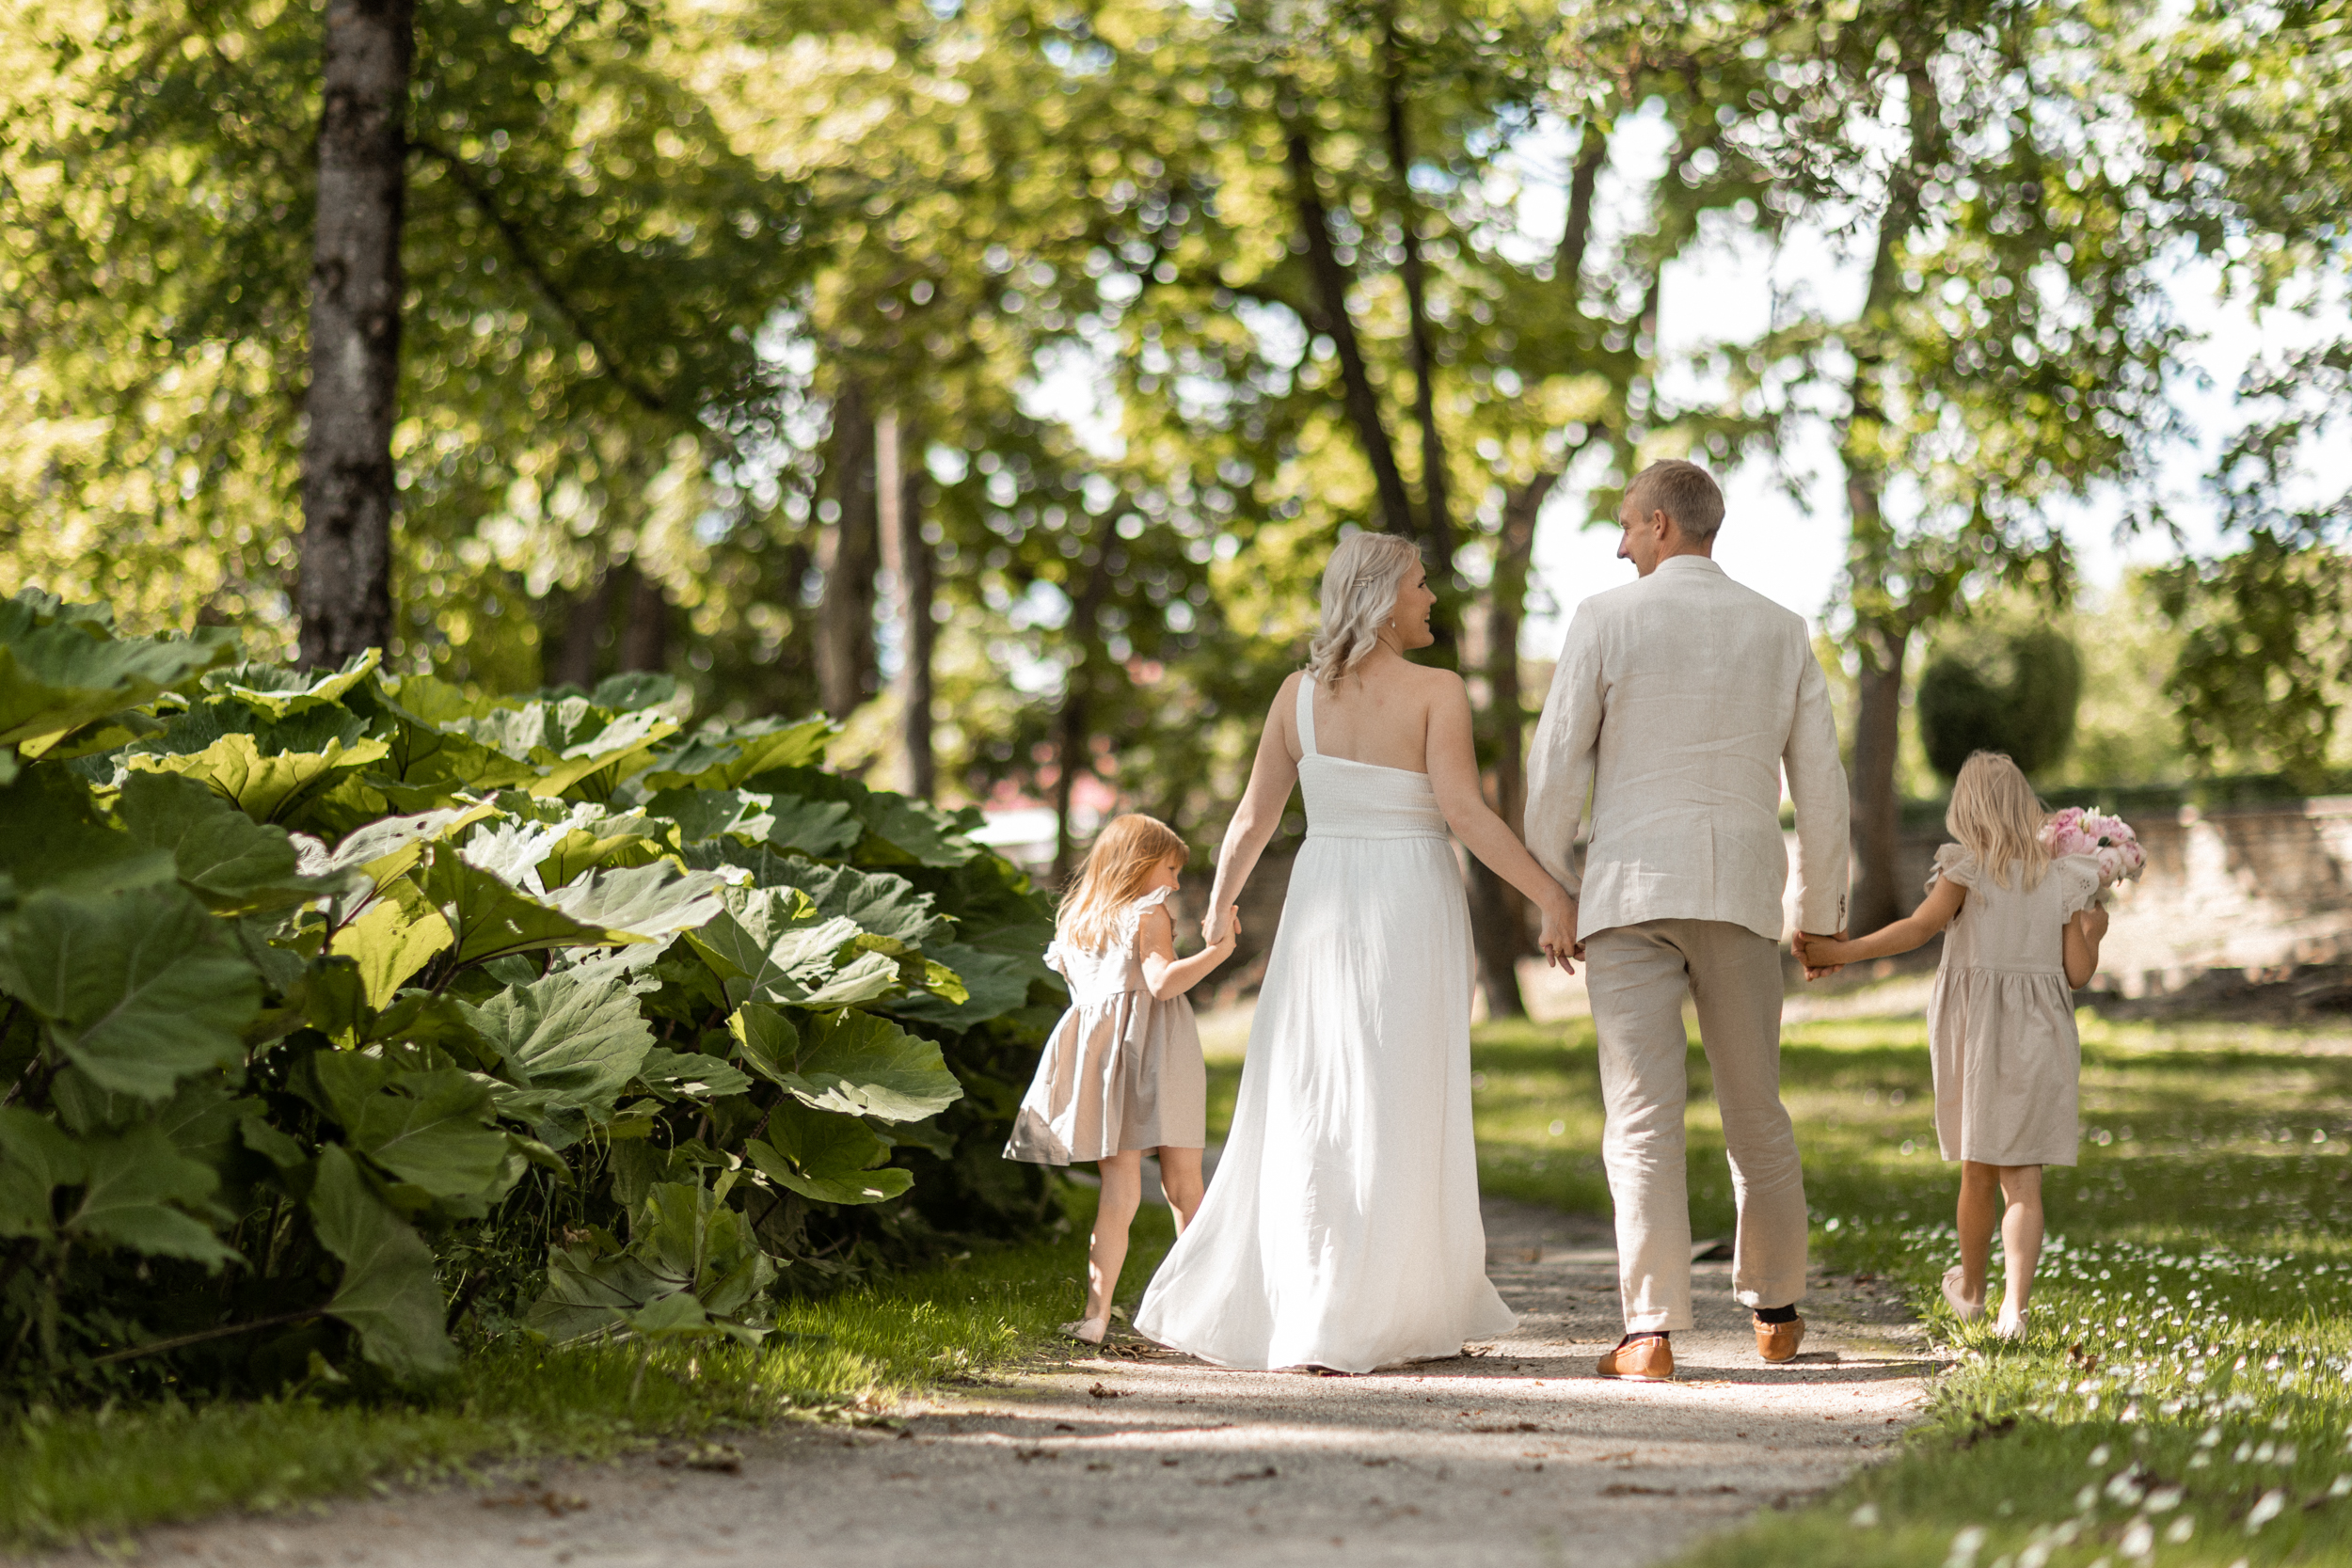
[1753,1304,1800,1324]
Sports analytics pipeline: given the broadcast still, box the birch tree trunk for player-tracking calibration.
[298,0,412,670]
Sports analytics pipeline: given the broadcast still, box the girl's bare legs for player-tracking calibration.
[1950,1161,2002,1318]
[1157,1147,1205,1234]
[1069,1150,1143,1343]
[1994,1164,2045,1335]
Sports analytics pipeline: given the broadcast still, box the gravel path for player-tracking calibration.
[54,1200,1943,1568]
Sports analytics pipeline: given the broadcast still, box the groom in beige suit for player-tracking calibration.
[1524,459,1850,1381]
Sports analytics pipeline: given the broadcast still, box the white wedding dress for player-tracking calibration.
[1134,677,1516,1371]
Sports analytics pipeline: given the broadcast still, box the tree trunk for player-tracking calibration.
[617,565,667,673]
[1836,58,1941,937]
[298,0,412,671]
[1463,469,1558,1019]
[816,375,880,720]
[1847,621,1910,937]
[1285,125,1417,542]
[1383,23,1450,577]
[1051,515,1125,884]
[551,571,611,689]
[879,411,935,799]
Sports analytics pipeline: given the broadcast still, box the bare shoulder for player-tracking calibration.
[1409,664,1470,709]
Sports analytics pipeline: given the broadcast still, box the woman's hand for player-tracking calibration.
[1536,895,1579,974]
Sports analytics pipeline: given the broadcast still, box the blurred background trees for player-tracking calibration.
[4,0,2350,978]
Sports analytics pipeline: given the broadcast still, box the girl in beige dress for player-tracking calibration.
[1004,814,1237,1343]
[1797,752,2112,1339]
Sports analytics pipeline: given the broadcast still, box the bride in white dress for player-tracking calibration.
[1135,533,1580,1372]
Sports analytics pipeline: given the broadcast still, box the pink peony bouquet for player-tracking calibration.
[2042,806,2146,889]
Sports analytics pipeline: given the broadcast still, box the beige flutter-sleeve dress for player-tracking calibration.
[1926,845,2106,1167]
[1001,887,1208,1165]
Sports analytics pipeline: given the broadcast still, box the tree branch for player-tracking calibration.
[1284,122,1418,540]
[1385,14,1451,572]
[411,138,670,416]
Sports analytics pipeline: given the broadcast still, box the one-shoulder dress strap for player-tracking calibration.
[1295,673,1317,758]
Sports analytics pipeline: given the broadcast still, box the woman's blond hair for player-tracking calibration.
[1306,531,1422,685]
[1057,813,1188,952]
[1946,751,2051,891]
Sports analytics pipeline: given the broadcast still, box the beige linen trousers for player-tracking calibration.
[1525,555,1850,1332]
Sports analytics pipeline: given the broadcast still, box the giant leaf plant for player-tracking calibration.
[0,592,1064,1397]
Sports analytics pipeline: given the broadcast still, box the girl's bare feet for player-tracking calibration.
[1060,1317,1109,1345]
[1941,1265,1986,1323]
[1993,1307,2029,1340]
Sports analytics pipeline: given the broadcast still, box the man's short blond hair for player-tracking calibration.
[1626,459,1725,543]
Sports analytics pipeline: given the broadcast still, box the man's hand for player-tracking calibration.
[1796,929,1848,982]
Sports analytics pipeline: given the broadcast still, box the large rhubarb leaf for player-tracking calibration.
[310,1146,457,1380]
[0,887,257,1099]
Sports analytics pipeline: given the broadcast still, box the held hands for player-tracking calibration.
[1202,906,1242,950]
[1536,895,1581,974]
[1793,929,1849,982]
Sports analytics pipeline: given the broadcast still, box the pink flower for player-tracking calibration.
[2041,809,2145,888]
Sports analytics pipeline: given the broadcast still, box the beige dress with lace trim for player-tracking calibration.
[1002,887,1207,1164]
[1925,845,2105,1167]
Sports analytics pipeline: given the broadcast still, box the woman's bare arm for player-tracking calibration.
[1423,674,1579,964]
[2063,903,2109,990]
[1797,878,1967,970]
[1200,674,1304,941]
[1424,675,1571,911]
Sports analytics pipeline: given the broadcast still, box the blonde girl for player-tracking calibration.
[1797,752,2111,1338]
[1004,813,1238,1343]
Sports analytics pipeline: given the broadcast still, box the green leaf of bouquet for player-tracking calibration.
[119,769,348,914]
[0,592,239,755]
[310,1145,458,1381]
[775,1009,961,1122]
[0,886,258,1099]
[457,965,656,1117]
[61,1120,238,1267]
[128,732,392,824]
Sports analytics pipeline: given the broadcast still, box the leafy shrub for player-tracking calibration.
[0,592,1064,1395]
[1916,627,2083,782]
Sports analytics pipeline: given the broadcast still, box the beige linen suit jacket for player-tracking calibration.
[1524,555,1849,942]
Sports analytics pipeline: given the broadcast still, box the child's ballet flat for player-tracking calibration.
[1941,1266,1986,1323]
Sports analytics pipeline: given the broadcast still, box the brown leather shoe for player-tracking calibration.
[1597,1335,1674,1381]
[1756,1316,1805,1363]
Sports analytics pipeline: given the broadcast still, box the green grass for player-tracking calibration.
[0,1189,1176,1551]
[1442,1005,2352,1566]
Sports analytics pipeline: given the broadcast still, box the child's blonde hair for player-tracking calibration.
[1057,813,1188,952]
[1946,751,2052,891]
